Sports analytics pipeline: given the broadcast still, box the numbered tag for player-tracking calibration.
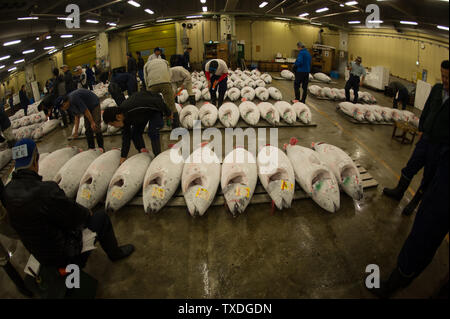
[81,189,91,200]
[151,186,165,199]
[111,189,124,200]
[281,180,294,191]
[196,187,209,201]
[235,186,250,198]
[12,144,28,160]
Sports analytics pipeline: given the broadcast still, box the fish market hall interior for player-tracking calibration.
[0,0,448,300]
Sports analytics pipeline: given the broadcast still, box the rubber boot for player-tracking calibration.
[367,267,414,299]
[383,175,410,201]
[402,188,423,216]
[151,138,162,156]
[188,95,196,105]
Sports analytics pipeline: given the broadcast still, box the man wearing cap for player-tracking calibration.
[0,139,134,270]
[144,57,179,128]
[345,56,366,104]
[108,70,138,106]
[102,90,171,163]
[60,65,76,94]
[171,66,196,105]
[205,59,229,107]
[293,41,312,104]
[58,88,104,150]
[149,47,163,61]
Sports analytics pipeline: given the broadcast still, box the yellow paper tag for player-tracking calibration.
[81,189,91,200]
[111,189,124,200]
[235,186,250,198]
[281,180,294,191]
[151,186,165,199]
[196,187,209,200]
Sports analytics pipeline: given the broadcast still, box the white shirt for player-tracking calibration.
[205,59,229,76]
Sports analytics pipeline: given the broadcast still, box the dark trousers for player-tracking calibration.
[71,210,120,268]
[108,82,126,106]
[345,74,360,104]
[138,69,145,88]
[60,110,74,126]
[22,104,28,116]
[131,112,164,154]
[294,72,309,103]
[87,81,94,91]
[84,106,104,150]
[393,88,409,110]
[397,145,449,279]
[210,76,227,107]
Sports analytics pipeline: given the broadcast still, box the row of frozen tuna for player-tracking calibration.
[71,116,121,136]
[92,82,109,98]
[8,102,41,122]
[337,102,420,127]
[38,140,363,216]
[309,85,377,104]
[178,86,283,104]
[281,70,332,83]
[176,101,312,129]
[10,111,47,129]
[12,119,62,140]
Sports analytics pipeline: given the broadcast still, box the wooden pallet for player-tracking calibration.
[336,108,393,126]
[126,162,378,208]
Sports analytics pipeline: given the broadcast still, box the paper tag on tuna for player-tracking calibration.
[151,186,165,199]
[111,189,123,200]
[196,187,209,200]
[81,189,91,200]
[235,186,250,198]
[281,180,294,191]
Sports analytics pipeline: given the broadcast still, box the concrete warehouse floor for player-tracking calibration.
[0,76,448,299]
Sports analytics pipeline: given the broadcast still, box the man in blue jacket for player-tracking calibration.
[293,41,312,104]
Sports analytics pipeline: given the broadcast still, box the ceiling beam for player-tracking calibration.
[224,0,240,12]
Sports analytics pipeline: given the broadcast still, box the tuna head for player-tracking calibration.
[183,173,214,217]
[265,168,294,210]
[309,169,340,213]
[340,165,364,200]
[105,153,152,213]
[221,163,256,216]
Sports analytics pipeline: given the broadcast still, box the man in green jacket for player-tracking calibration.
[383,60,449,215]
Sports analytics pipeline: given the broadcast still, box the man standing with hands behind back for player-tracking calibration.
[345,56,366,104]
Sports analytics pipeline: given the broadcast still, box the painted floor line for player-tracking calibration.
[306,100,415,196]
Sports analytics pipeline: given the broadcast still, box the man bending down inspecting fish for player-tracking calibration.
[345,56,366,104]
[102,90,171,164]
[57,88,104,150]
[171,66,196,105]
[205,59,229,107]
[0,139,134,280]
[108,70,138,106]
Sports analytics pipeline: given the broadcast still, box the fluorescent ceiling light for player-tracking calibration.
[8,67,17,72]
[299,13,309,17]
[275,17,291,21]
[348,21,361,24]
[22,49,35,54]
[3,40,21,46]
[86,19,99,24]
[340,4,344,7]
[156,19,173,23]
[64,43,73,47]
[127,1,141,7]
[316,7,329,13]
[201,0,206,3]
[0,55,10,61]
[202,6,208,12]
[46,35,51,39]
[368,20,383,23]
[14,59,25,64]
[17,17,38,20]
[57,17,73,21]
[107,22,117,26]
[345,1,358,5]
[145,9,154,14]
[60,34,73,38]
[0,65,4,69]
[437,25,449,31]
[186,15,202,19]
[311,22,322,26]
[48,49,57,54]
[44,46,55,50]
[400,21,418,25]
[259,2,268,8]
[89,36,96,39]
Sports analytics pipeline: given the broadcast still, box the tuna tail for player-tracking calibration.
[289,137,298,146]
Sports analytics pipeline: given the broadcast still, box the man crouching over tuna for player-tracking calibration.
[0,139,134,279]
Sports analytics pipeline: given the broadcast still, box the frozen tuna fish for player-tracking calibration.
[239,101,260,126]
[314,72,331,83]
[274,101,296,124]
[227,87,241,102]
[268,87,282,101]
[39,146,81,181]
[179,105,200,129]
[281,70,295,80]
[259,102,280,126]
[292,102,312,124]
[199,103,218,127]
[241,86,256,101]
[255,87,269,101]
[218,102,240,128]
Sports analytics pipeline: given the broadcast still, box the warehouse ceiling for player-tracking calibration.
[0,0,449,80]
